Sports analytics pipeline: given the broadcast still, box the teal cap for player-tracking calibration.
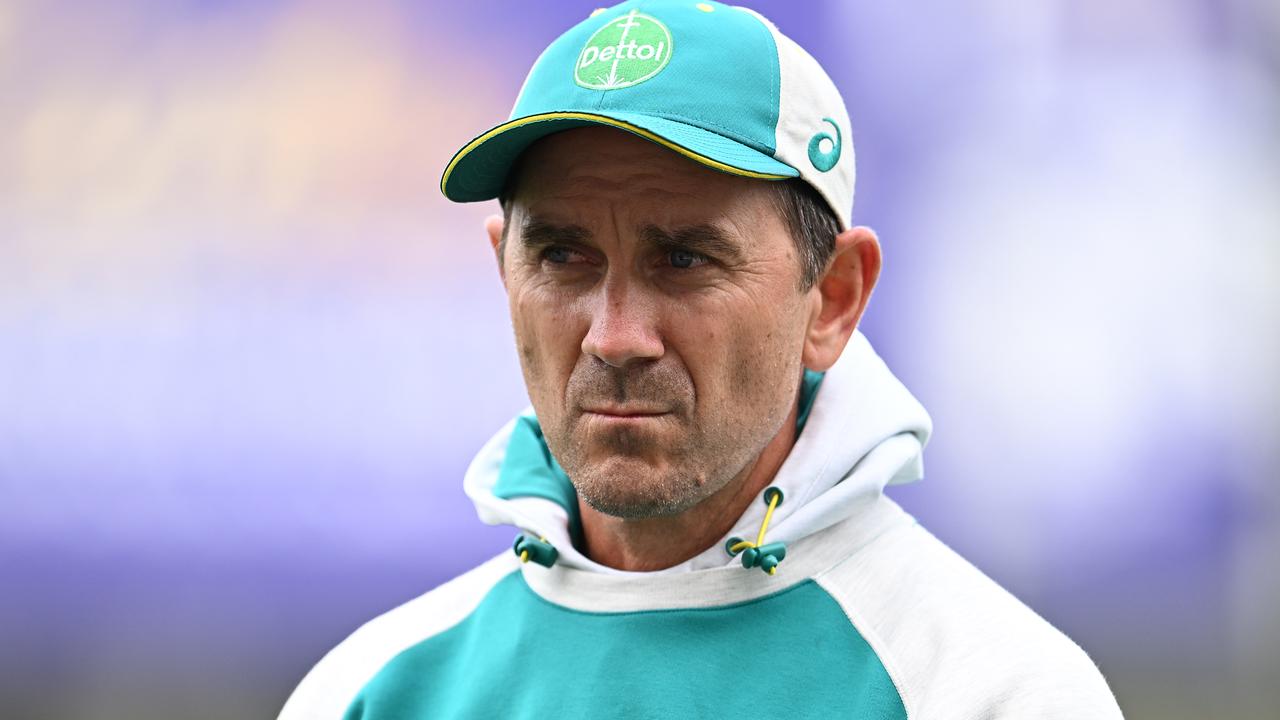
[440,0,857,229]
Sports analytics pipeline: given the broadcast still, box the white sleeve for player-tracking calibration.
[815,521,1124,720]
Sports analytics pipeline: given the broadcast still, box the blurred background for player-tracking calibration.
[1,0,1276,717]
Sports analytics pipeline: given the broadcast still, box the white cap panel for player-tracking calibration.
[733,6,856,230]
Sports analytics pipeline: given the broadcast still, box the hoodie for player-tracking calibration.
[279,332,1124,719]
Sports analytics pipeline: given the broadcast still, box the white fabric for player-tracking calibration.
[521,498,908,612]
[816,519,1126,719]
[735,5,857,230]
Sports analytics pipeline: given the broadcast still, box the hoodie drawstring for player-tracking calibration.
[725,487,787,575]
[514,487,785,573]
[513,534,559,568]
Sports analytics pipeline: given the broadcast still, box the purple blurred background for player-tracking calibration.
[1,1,1277,718]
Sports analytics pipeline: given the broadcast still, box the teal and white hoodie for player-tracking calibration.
[280,332,1124,719]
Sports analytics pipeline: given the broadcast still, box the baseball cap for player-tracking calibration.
[439,0,856,230]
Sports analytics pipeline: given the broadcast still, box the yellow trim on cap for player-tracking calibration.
[440,111,792,198]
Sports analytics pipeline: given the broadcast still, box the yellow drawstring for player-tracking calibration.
[728,492,780,555]
[726,487,786,575]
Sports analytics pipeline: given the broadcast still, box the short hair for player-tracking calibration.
[496,155,840,291]
[766,178,841,291]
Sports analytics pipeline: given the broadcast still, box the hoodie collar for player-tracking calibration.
[462,331,932,577]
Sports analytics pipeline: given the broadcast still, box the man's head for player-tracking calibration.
[441,0,877,521]
[486,126,880,519]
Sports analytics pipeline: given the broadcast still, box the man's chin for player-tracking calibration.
[569,455,705,519]
[578,450,682,486]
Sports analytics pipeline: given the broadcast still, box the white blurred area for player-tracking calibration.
[0,0,527,555]
[836,0,1279,716]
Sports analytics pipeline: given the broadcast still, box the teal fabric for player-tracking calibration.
[518,0,781,155]
[494,415,583,543]
[345,571,906,719]
[443,0,790,201]
[796,368,825,436]
[442,112,797,202]
[494,415,578,514]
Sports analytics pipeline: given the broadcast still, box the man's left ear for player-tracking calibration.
[801,225,882,372]
[485,213,507,285]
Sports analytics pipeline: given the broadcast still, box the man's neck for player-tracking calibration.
[576,399,800,572]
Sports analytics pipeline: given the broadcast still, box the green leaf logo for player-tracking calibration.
[575,10,673,90]
[807,117,842,172]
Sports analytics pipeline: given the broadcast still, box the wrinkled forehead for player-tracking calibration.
[507,126,782,236]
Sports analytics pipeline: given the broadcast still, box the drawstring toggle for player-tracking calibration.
[513,534,558,568]
[725,487,787,576]
[737,541,787,574]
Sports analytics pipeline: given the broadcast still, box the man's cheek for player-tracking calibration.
[517,338,540,378]
[711,318,753,398]
[511,303,571,406]
[509,301,544,390]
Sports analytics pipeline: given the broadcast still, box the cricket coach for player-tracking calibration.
[280,1,1124,717]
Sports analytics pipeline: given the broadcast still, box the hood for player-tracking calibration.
[462,330,932,576]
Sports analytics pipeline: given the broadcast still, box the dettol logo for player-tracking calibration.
[575,10,673,90]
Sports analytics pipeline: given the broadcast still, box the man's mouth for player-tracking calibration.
[581,404,669,419]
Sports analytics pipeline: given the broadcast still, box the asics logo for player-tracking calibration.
[807,117,841,172]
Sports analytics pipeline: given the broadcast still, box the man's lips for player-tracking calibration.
[581,404,669,418]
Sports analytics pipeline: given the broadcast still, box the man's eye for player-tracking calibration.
[668,249,708,269]
[541,246,581,264]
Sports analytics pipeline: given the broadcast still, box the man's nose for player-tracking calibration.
[581,275,664,368]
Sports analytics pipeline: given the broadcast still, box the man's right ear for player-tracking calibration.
[484,214,506,284]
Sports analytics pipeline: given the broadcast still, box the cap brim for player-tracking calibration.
[440,111,799,202]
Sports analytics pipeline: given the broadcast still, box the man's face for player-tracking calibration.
[499,126,817,519]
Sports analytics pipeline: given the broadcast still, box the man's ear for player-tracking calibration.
[801,225,882,372]
[485,214,506,285]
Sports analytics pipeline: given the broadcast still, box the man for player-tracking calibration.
[281,1,1124,717]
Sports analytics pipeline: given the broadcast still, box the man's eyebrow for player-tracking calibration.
[641,223,745,262]
[518,217,592,247]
